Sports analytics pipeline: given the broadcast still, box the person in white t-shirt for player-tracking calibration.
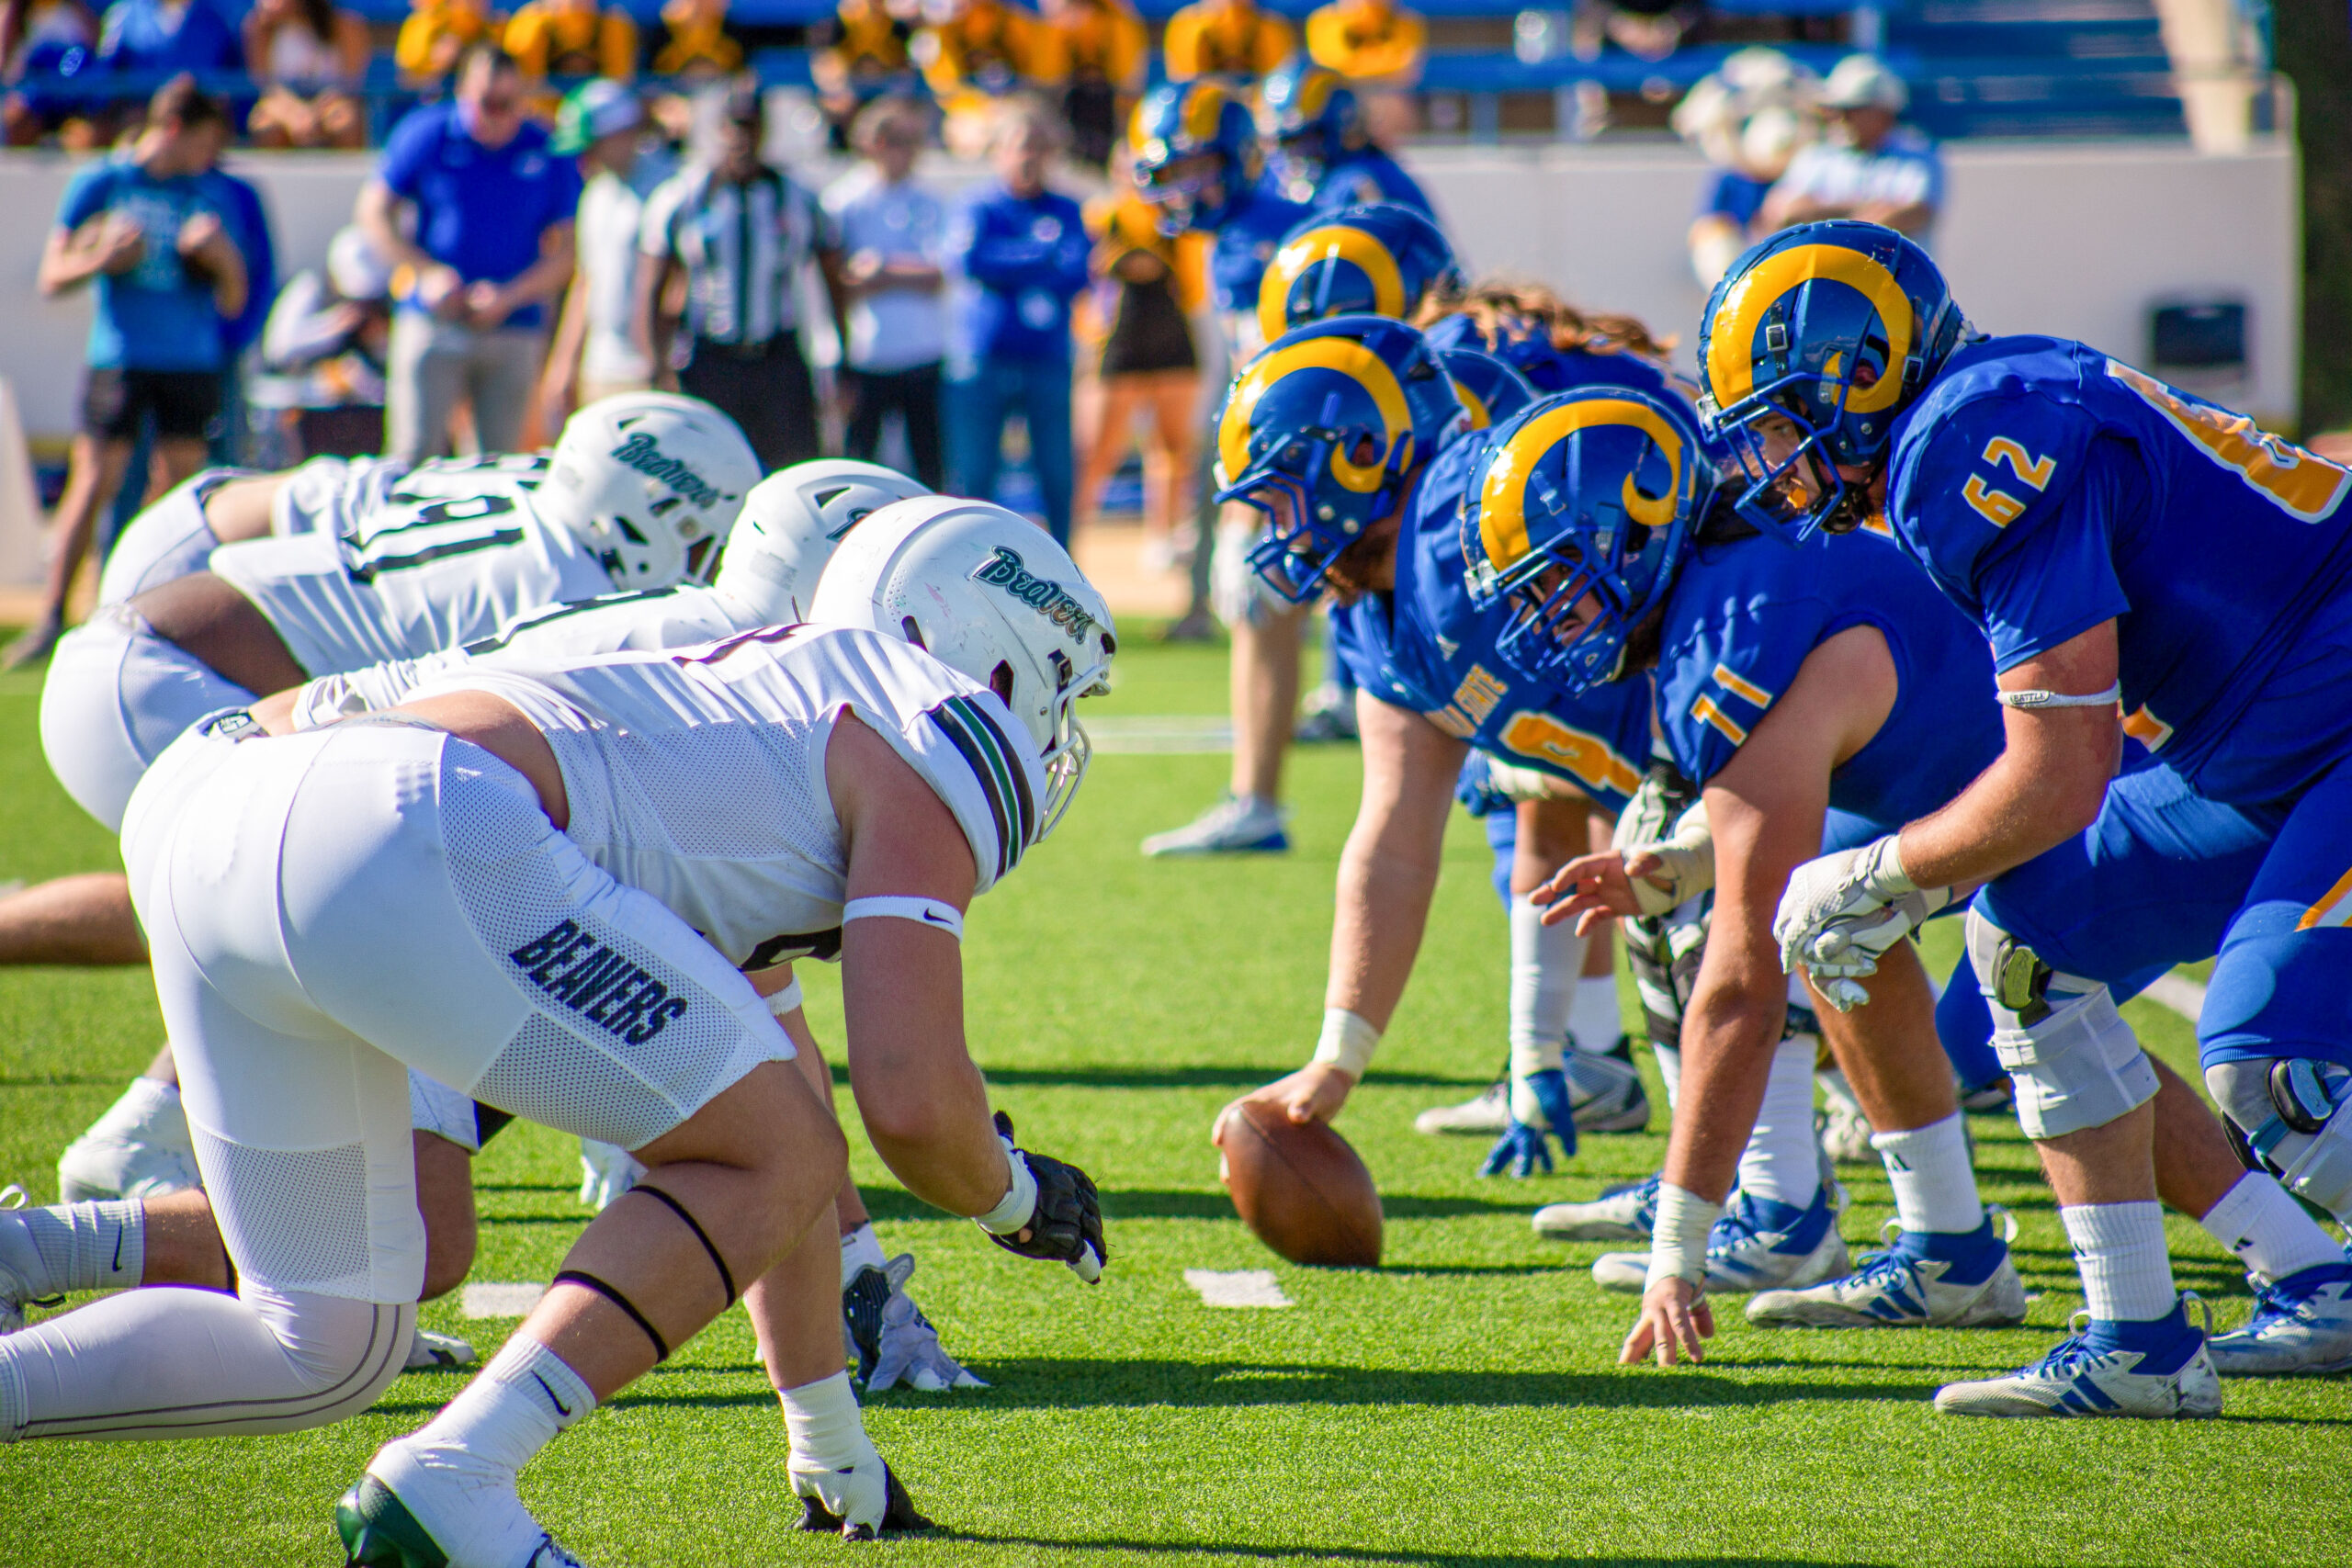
[820,96,947,489]
[1759,54,1942,247]
[541,79,677,427]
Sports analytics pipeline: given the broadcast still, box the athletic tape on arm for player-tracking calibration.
[842,896,965,941]
[1996,682,2121,710]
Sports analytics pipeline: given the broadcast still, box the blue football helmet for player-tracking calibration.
[1461,387,1713,693]
[1130,82,1262,232]
[1214,315,1467,602]
[1697,220,1967,542]
[1259,59,1361,194]
[1256,203,1460,347]
[1436,347,1538,432]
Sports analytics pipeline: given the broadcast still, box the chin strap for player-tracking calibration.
[1996,683,2120,711]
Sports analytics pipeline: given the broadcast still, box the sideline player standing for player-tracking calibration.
[1709,220,2352,1413]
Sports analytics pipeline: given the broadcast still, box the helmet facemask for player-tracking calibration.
[1221,414,1410,604]
[1706,345,1890,543]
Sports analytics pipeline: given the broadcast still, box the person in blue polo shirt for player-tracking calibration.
[944,100,1091,547]
[356,41,581,464]
[8,75,245,670]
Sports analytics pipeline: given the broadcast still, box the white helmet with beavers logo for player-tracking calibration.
[808,496,1116,839]
[714,458,933,624]
[539,392,761,590]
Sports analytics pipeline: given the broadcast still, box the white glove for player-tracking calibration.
[1772,836,1951,1011]
[1616,799,1715,917]
[578,1136,646,1211]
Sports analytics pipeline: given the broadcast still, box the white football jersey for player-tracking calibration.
[271,451,555,540]
[209,484,619,677]
[291,582,760,726]
[418,625,1044,967]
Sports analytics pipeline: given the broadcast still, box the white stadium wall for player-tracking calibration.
[0,134,2300,448]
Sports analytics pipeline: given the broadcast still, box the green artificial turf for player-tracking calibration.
[2,644,2350,1567]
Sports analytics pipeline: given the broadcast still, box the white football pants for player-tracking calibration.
[96,468,245,606]
[38,606,254,832]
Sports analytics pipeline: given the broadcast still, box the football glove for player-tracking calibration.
[578,1136,645,1211]
[1614,799,1715,917]
[1479,1068,1578,1178]
[1772,836,1950,1011]
[980,1111,1107,1283]
[850,1253,987,1393]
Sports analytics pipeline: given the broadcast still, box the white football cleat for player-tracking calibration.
[57,1077,202,1201]
[1594,1188,1848,1295]
[0,1186,46,1334]
[1415,1076,1510,1136]
[1140,795,1290,857]
[404,1327,479,1371]
[2205,1263,2352,1377]
[1934,1297,2222,1419]
[1533,1173,1659,1242]
[1566,1040,1650,1134]
[1747,1213,2028,1329]
[343,1438,594,1567]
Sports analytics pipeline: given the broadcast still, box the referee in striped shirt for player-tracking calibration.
[633,85,840,469]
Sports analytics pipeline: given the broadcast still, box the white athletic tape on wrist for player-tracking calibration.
[763,977,805,1017]
[842,896,964,941]
[1645,1182,1720,1292]
[1310,1009,1381,1080]
[974,1144,1039,1235]
[1996,682,2121,711]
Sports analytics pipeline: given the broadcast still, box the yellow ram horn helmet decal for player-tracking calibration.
[1181,81,1229,144]
[1256,225,1407,345]
[1703,243,1915,416]
[1218,337,1414,499]
[1452,378,1493,430]
[1476,398,1687,572]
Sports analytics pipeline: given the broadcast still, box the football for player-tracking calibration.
[1217,1099,1384,1267]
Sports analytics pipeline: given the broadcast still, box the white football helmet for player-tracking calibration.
[538,392,762,590]
[713,459,933,624]
[809,496,1115,840]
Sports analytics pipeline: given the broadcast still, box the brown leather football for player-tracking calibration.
[1217,1099,1383,1267]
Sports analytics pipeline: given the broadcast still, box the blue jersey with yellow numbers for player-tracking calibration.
[1329,428,1653,816]
[1306,148,1432,218]
[1657,522,2004,828]
[1883,335,2352,804]
[1209,186,1315,316]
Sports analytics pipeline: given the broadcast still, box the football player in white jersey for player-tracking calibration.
[0,500,1116,1558]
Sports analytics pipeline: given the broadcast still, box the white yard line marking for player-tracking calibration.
[1184,1269,1295,1308]
[459,1280,548,1318]
[1088,716,1235,754]
[2139,972,2207,1024]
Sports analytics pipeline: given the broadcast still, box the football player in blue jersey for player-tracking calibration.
[1257,59,1433,216]
[1420,281,1679,400]
[1199,315,1657,1175]
[1472,382,2352,1390]
[1256,203,1458,355]
[1703,219,2352,1413]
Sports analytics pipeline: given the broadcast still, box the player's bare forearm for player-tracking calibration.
[1662,951,1790,1203]
[1894,621,2121,889]
[841,919,1002,1216]
[1324,697,1464,1029]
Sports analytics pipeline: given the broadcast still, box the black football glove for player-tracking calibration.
[982,1111,1107,1282]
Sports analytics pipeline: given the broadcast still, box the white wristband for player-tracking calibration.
[763,976,805,1017]
[842,896,964,940]
[1645,1181,1720,1292]
[974,1144,1039,1235]
[1310,1008,1380,1080]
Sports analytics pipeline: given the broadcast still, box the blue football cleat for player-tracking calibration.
[2206,1261,2352,1377]
[1592,1186,1848,1294]
[1748,1210,2028,1328]
[1935,1296,2222,1418]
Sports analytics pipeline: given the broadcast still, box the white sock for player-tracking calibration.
[382,1336,594,1568]
[1568,976,1622,1055]
[2061,1201,2177,1323]
[1653,1043,1680,1109]
[1508,895,1582,1122]
[2200,1171,2343,1283]
[0,1198,144,1295]
[781,1369,870,1466]
[414,1334,594,1469]
[1871,1112,1984,1235]
[1735,1037,1822,1209]
[839,1223,887,1287]
[86,1077,190,1153]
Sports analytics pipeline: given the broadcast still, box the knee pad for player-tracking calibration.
[2205,1057,2352,1220]
[1966,908,2157,1140]
[243,1288,417,1429]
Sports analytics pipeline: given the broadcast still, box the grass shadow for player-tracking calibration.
[849,1188,1553,1224]
[924,1532,1889,1567]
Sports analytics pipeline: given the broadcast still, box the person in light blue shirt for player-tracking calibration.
[824,96,948,489]
[1759,54,1942,246]
[356,43,581,464]
[944,101,1090,547]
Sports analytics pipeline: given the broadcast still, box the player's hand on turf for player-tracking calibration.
[1478,1067,1577,1177]
[1621,1278,1714,1368]
[1213,1064,1352,1145]
[982,1111,1107,1283]
[1479,1121,1557,1179]
[1534,850,1646,936]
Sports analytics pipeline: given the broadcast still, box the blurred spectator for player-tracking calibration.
[1036,0,1142,169]
[944,100,1089,547]
[1162,0,1292,82]
[359,44,581,463]
[9,74,244,669]
[198,123,274,468]
[915,0,1053,156]
[2,0,99,148]
[822,95,947,487]
[810,0,914,149]
[93,0,238,76]
[395,0,497,87]
[1304,0,1422,86]
[636,84,838,469]
[1671,47,1815,287]
[1259,59,1427,212]
[1074,178,1198,569]
[242,0,367,149]
[650,0,739,79]
[542,79,671,429]
[1760,54,1942,244]
[504,0,636,84]
[258,224,392,458]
